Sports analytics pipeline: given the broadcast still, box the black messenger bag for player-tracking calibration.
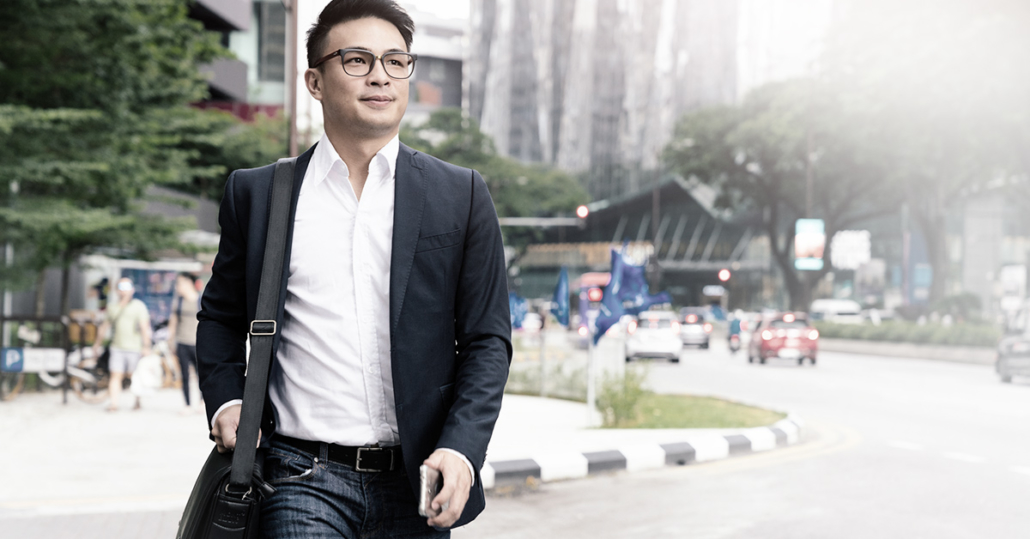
[177,156,296,539]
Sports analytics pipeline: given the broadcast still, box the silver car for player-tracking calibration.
[679,312,712,349]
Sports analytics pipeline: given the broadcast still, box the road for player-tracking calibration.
[454,340,1030,538]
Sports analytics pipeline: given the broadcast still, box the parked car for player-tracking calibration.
[625,311,684,363]
[678,309,712,349]
[748,313,819,365]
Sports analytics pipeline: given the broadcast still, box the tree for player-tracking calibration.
[0,0,226,315]
[819,0,1030,303]
[664,79,899,310]
[402,108,590,250]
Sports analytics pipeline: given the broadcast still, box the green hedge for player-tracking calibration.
[813,321,1001,348]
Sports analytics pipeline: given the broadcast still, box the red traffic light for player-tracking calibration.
[718,269,731,282]
[576,205,590,219]
[587,287,603,302]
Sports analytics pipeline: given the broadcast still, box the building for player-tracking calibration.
[190,0,287,121]
[469,0,834,201]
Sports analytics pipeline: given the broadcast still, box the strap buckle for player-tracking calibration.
[249,320,277,336]
[355,446,392,472]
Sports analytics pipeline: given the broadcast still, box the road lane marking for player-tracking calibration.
[887,440,924,452]
[1010,466,1030,476]
[942,452,986,464]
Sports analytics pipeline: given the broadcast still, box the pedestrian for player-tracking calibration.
[167,272,201,413]
[92,277,152,412]
[196,0,512,536]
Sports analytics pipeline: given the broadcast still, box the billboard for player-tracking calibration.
[794,219,825,271]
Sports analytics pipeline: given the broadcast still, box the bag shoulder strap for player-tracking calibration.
[229,157,297,487]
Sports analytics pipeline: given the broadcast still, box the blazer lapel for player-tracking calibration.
[275,144,314,324]
[390,144,426,334]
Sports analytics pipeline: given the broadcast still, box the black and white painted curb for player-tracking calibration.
[481,416,804,489]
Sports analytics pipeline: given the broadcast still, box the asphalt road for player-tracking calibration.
[454,340,1030,539]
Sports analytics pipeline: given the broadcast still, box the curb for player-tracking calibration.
[481,416,805,490]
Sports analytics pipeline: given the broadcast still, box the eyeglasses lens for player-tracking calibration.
[341,50,415,79]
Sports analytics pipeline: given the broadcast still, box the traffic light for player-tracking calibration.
[587,287,603,302]
[718,269,731,282]
[576,205,589,219]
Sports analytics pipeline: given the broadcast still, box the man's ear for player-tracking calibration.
[305,68,324,101]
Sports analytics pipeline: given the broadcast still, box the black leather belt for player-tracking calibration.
[275,435,400,472]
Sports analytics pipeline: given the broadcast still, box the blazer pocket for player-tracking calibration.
[416,229,463,253]
[438,383,455,405]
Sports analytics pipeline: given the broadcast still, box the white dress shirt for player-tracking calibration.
[213,134,472,479]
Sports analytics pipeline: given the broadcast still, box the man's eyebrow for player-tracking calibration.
[345,46,408,54]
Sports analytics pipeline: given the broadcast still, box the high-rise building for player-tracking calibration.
[469,0,833,201]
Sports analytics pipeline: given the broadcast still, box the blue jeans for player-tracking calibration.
[260,439,449,539]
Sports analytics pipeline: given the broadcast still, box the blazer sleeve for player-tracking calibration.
[196,171,250,426]
[436,169,513,472]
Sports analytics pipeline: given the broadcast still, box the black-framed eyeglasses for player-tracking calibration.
[311,48,418,80]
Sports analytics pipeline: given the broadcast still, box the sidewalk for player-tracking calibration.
[0,387,800,537]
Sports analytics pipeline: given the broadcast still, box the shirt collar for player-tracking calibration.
[307,133,400,189]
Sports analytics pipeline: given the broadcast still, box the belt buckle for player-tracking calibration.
[355,446,391,472]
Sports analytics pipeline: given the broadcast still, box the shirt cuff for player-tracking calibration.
[211,399,243,430]
[437,448,476,487]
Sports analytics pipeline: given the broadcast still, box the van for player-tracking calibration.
[809,299,863,324]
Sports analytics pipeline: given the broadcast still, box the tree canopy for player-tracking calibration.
[0,0,235,314]
[402,108,590,250]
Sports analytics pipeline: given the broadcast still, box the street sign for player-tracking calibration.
[0,348,65,373]
[794,219,825,271]
[831,230,872,270]
[703,285,726,297]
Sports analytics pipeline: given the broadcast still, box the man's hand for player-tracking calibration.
[423,449,473,529]
[211,404,261,454]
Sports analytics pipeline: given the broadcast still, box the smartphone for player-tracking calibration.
[418,464,443,518]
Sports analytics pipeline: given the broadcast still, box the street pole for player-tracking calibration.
[538,310,547,398]
[585,333,596,427]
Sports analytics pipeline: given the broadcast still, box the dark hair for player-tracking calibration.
[307,0,415,68]
[177,272,198,284]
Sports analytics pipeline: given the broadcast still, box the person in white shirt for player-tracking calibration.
[196,1,512,536]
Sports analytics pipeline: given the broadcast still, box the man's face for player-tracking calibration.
[306,17,410,140]
[116,279,134,300]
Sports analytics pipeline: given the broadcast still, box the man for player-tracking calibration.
[167,272,201,412]
[196,1,511,537]
[92,277,152,412]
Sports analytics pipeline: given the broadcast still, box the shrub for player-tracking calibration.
[813,321,1000,347]
[596,366,651,428]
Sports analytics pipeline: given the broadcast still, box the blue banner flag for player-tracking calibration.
[619,259,672,315]
[593,250,627,344]
[509,291,528,329]
[550,266,570,327]
[593,249,674,344]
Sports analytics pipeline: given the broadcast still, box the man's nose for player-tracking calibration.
[367,58,391,85]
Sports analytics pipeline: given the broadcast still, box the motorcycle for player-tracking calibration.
[728,334,741,354]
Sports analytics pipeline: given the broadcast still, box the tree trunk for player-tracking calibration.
[912,204,949,305]
[34,268,46,318]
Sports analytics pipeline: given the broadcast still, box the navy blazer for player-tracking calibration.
[196,143,512,527]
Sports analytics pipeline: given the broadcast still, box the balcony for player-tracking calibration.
[189,0,250,32]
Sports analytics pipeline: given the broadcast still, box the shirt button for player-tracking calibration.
[367,366,376,374]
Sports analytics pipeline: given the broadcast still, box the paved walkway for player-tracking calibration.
[0,383,796,538]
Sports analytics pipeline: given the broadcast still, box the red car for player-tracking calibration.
[748,313,819,365]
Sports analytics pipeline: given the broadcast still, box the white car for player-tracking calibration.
[625,311,684,363]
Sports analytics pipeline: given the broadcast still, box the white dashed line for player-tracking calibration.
[1010,466,1030,476]
[887,441,924,452]
[942,452,985,464]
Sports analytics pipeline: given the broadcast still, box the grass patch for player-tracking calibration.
[617,393,786,429]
